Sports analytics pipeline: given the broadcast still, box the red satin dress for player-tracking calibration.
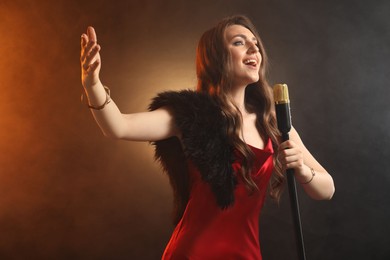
[162,138,274,260]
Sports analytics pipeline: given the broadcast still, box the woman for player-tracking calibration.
[80,15,334,259]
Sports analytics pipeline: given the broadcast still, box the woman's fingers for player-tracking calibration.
[88,59,100,73]
[80,27,101,73]
[80,26,102,88]
[278,140,296,150]
[81,33,87,48]
[278,140,304,170]
[87,26,97,42]
[82,44,101,71]
[279,149,300,162]
[81,39,97,63]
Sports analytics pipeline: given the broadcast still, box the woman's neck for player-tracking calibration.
[229,85,248,115]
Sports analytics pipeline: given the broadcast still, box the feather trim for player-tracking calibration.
[149,90,236,224]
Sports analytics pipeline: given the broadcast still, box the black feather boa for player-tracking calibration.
[149,90,237,224]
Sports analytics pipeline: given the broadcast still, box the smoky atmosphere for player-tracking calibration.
[0,0,389,259]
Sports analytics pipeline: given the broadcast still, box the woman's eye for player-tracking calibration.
[233,41,244,46]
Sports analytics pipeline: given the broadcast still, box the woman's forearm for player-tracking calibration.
[84,81,127,139]
[296,165,335,200]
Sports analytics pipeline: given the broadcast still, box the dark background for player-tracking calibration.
[1,0,389,259]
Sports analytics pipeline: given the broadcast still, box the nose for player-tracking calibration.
[247,42,259,53]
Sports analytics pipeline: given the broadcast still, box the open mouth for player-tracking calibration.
[243,59,257,68]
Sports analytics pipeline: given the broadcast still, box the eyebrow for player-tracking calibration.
[231,34,257,42]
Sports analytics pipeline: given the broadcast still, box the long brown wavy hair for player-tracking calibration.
[196,15,284,201]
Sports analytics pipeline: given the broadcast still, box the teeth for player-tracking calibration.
[244,59,257,65]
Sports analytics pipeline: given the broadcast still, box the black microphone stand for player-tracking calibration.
[276,102,307,260]
[281,132,307,260]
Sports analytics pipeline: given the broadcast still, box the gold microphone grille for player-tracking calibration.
[273,84,290,104]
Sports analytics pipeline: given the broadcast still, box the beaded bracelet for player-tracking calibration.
[301,167,316,184]
[81,85,112,110]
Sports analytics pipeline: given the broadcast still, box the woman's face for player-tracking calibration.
[224,25,262,88]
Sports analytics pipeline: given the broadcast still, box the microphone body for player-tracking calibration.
[273,84,307,260]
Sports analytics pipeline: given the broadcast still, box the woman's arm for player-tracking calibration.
[80,27,178,142]
[277,127,335,200]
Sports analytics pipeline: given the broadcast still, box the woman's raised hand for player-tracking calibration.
[80,26,101,89]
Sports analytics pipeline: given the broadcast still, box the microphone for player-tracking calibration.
[273,83,291,141]
[273,83,307,260]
